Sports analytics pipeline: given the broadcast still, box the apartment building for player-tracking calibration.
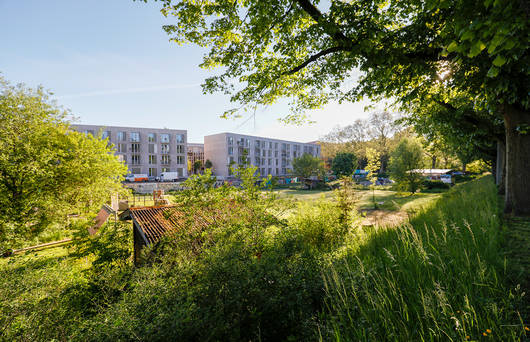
[187,143,205,174]
[71,124,188,177]
[204,132,320,178]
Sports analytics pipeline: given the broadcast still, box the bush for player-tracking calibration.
[422,179,451,190]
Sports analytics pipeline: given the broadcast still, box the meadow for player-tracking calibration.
[0,176,527,341]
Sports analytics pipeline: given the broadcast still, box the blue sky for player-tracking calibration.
[0,0,375,143]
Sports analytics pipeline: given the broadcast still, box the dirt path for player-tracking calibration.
[360,209,409,227]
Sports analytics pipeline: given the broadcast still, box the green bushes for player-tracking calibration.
[321,177,526,341]
[1,175,525,341]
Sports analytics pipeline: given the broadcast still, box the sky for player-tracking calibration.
[0,0,376,143]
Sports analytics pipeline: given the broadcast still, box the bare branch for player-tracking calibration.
[283,46,347,75]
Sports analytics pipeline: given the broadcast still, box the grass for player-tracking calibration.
[0,245,92,341]
[1,176,526,341]
[321,176,527,341]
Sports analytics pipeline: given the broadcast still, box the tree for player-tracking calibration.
[365,148,381,209]
[331,152,356,177]
[204,159,213,169]
[367,111,398,173]
[159,0,529,215]
[193,160,203,174]
[390,138,425,194]
[0,78,127,248]
[292,153,325,189]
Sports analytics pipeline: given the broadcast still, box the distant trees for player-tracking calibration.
[292,154,325,189]
[0,77,127,248]
[331,152,357,177]
[193,160,203,174]
[204,159,213,169]
[390,138,425,194]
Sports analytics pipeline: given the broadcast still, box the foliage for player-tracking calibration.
[192,160,202,174]
[467,159,492,174]
[292,153,325,180]
[204,159,212,169]
[422,179,451,190]
[0,78,127,250]
[389,137,425,194]
[156,0,529,214]
[365,147,381,208]
[334,176,357,228]
[331,152,356,177]
[1,175,526,341]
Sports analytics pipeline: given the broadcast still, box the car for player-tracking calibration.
[148,176,158,182]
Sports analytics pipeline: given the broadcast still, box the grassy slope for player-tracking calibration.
[322,176,527,341]
[0,246,91,341]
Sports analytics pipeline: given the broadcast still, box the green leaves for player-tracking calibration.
[468,40,486,58]
[492,54,506,66]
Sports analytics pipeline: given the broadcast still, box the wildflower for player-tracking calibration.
[486,329,492,333]
[457,310,461,314]
[483,332,487,336]
[466,336,470,340]
[525,326,530,331]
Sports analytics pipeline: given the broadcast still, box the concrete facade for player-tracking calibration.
[71,124,188,177]
[204,132,320,178]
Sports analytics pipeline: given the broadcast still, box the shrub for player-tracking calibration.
[422,179,451,190]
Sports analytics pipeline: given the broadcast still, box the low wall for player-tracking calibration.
[124,182,184,194]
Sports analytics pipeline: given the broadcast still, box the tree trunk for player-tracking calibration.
[503,104,530,216]
[495,140,506,194]
[462,162,466,173]
[431,155,437,169]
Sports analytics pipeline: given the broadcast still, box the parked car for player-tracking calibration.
[148,176,159,182]
[125,174,149,182]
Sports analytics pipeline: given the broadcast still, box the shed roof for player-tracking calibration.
[120,202,249,246]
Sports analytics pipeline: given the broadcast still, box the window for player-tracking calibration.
[149,155,157,164]
[148,133,156,142]
[117,143,126,153]
[131,155,141,165]
[274,151,278,157]
[160,134,170,143]
[117,131,126,141]
[175,134,184,143]
[275,159,278,166]
[102,131,110,140]
[262,150,266,157]
[149,168,157,177]
[161,167,170,172]
[131,143,140,153]
[268,168,272,175]
[255,140,260,148]
[276,168,279,175]
[269,142,273,149]
[176,156,184,164]
[245,139,250,147]
[268,150,271,157]
[255,157,261,165]
[261,168,265,175]
[121,155,127,163]
[176,145,184,154]
[268,158,272,165]
[148,144,157,153]
[282,168,286,174]
[131,167,141,174]
[275,142,278,149]
[161,144,170,154]
[161,155,170,165]
[228,147,234,155]
[227,136,233,145]
[130,132,140,142]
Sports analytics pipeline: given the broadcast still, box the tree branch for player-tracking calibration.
[283,46,347,75]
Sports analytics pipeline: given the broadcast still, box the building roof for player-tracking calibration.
[120,202,256,246]
[409,169,453,174]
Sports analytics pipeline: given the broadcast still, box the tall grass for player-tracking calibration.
[322,176,526,341]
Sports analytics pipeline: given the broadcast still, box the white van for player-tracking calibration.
[160,171,180,182]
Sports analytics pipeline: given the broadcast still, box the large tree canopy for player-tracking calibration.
[0,78,127,248]
[158,0,529,214]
